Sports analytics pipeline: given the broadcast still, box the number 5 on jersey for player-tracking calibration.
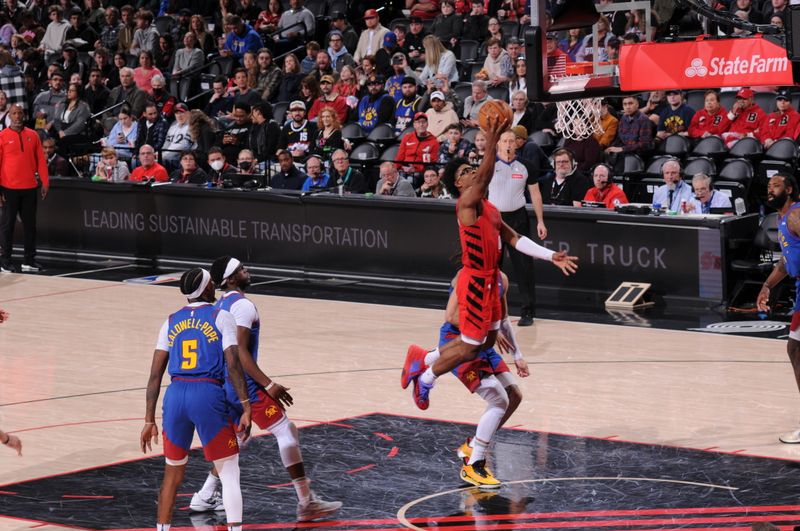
[181,339,198,369]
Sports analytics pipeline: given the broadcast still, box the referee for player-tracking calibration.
[487,129,547,326]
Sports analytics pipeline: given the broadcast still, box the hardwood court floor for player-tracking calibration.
[0,274,798,531]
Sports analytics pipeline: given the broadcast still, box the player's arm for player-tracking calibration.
[444,273,459,325]
[141,348,168,453]
[500,221,578,275]
[235,326,293,407]
[758,257,788,312]
[495,272,529,377]
[224,344,252,443]
[527,182,547,239]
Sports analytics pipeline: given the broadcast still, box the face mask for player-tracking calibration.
[210,160,224,171]
[238,161,251,171]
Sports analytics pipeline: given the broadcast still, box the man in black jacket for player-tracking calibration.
[249,102,279,165]
[271,150,306,190]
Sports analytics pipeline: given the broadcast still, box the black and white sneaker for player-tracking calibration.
[0,262,16,273]
[21,262,43,273]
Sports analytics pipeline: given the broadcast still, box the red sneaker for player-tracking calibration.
[412,376,433,410]
[401,344,428,389]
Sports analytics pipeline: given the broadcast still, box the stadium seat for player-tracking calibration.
[764,138,797,162]
[730,213,780,275]
[691,135,727,158]
[728,136,763,160]
[458,40,480,63]
[155,15,175,35]
[389,18,410,31]
[487,85,509,103]
[755,92,776,114]
[529,130,554,153]
[470,63,484,79]
[463,127,479,144]
[367,123,397,145]
[349,142,380,163]
[714,180,746,205]
[215,56,236,77]
[682,156,716,178]
[342,123,367,144]
[453,83,472,103]
[305,0,326,16]
[686,90,705,111]
[718,158,754,184]
[272,101,289,125]
[645,155,674,177]
[658,134,690,158]
[719,91,736,111]
[380,144,400,162]
[625,177,663,204]
[757,160,793,187]
[501,20,519,39]
[621,154,645,178]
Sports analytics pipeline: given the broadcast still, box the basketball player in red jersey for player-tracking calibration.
[401,113,578,411]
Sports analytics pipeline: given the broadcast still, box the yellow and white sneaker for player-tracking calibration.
[456,437,472,461]
[460,460,501,489]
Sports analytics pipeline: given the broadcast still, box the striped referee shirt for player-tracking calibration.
[488,157,537,213]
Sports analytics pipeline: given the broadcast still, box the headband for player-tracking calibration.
[187,269,211,300]
[223,258,241,281]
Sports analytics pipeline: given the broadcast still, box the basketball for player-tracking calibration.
[478,100,513,133]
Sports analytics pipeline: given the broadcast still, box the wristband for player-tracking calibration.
[240,398,250,404]
[265,381,275,392]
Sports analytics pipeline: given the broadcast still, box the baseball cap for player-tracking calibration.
[364,8,379,19]
[178,8,192,16]
[511,125,528,140]
[367,74,385,84]
[775,88,791,100]
[430,90,445,100]
[736,88,755,99]
[320,74,335,84]
[665,89,681,95]
[331,11,346,20]
[409,15,422,23]
[383,32,397,47]
[546,32,558,40]
[174,102,189,113]
[289,100,306,111]
[401,75,416,85]
[413,112,428,122]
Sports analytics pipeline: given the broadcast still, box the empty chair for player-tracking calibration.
[487,85,509,103]
[645,155,675,177]
[718,158,754,183]
[692,135,727,157]
[622,154,645,177]
[453,83,472,103]
[757,160,793,187]
[686,90,705,112]
[658,134,690,158]
[755,91,777,113]
[529,130,555,154]
[342,122,367,143]
[272,101,290,125]
[731,212,780,275]
[713,180,747,206]
[367,123,397,145]
[349,142,380,163]
[764,138,797,162]
[305,0,326,16]
[380,144,400,162]
[458,40,480,63]
[462,127,479,144]
[682,156,716,178]
[501,20,519,39]
[728,136,763,159]
[154,15,174,35]
[719,91,736,111]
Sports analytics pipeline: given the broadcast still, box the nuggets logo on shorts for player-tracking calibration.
[227,437,237,448]
[466,371,477,382]
[266,405,279,417]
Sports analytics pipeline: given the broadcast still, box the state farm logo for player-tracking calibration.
[685,58,708,77]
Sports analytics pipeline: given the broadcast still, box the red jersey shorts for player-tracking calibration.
[251,389,287,430]
[456,268,502,345]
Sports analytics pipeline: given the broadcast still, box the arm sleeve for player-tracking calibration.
[228,298,258,329]
[155,319,170,351]
[216,310,238,350]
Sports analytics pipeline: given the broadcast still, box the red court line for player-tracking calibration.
[0,490,18,495]
[387,446,399,458]
[28,524,48,528]
[346,464,376,474]
[62,495,114,499]
[0,514,93,531]
[373,432,394,441]
[266,482,293,488]
[603,435,619,440]
[0,283,120,304]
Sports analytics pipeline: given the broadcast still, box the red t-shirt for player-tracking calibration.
[130,162,169,182]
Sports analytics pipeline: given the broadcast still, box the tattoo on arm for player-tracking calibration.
[225,346,250,402]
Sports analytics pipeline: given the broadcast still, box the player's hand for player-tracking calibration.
[514,358,530,378]
[140,423,159,453]
[494,332,513,354]
[267,382,294,408]
[757,285,771,312]
[537,221,547,240]
[552,251,578,275]
[237,409,252,444]
[0,309,8,323]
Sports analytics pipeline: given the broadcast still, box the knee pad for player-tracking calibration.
[271,418,303,468]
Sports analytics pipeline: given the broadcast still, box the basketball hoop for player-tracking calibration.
[552,73,604,141]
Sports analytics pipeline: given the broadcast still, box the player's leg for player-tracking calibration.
[190,467,223,512]
[158,383,195,528]
[780,317,800,443]
[495,370,522,429]
[460,375,508,489]
[157,464,186,528]
[213,454,243,530]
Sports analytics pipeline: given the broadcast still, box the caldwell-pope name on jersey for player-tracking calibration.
[167,318,220,346]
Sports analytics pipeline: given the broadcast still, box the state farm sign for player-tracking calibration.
[619,37,792,91]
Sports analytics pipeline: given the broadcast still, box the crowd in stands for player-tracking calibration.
[0,0,787,206]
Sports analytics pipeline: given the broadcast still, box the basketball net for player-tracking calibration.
[552,74,604,141]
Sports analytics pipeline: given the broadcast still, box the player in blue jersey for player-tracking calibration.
[757,173,800,444]
[426,269,529,489]
[188,256,342,523]
[141,268,252,531]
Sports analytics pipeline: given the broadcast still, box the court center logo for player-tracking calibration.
[685,58,708,78]
[688,321,786,334]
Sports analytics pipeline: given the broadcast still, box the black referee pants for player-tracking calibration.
[501,207,536,318]
[0,187,38,264]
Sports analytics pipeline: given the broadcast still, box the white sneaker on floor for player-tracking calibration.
[779,428,800,444]
[189,491,225,512]
[297,494,342,522]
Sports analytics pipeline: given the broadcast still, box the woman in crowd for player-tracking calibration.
[299,75,320,111]
[508,57,526,100]
[276,52,303,102]
[172,32,204,86]
[191,14,215,55]
[0,90,11,129]
[101,105,137,159]
[487,18,505,46]
[310,106,345,159]
[255,0,282,32]
[467,130,486,166]
[188,109,218,162]
[419,167,451,199]
[419,34,458,84]
[154,34,175,75]
[170,150,209,184]
[93,147,130,181]
[510,90,533,133]
[356,55,376,94]
[334,64,359,98]
[133,50,162,94]
[52,82,91,150]
[559,28,584,62]
[107,51,126,88]
[253,48,282,102]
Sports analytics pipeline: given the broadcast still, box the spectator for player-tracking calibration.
[220,14,263,60]
[540,147,591,206]
[235,148,257,174]
[605,95,652,159]
[461,79,491,128]
[116,5,135,54]
[298,75,320,111]
[486,17,504,46]
[397,111,439,182]
[683,172,732,214]
[102,105,137,158]
[594,99,619,148]
[408,0,440,20]
[205,76,233,120]
[107,66,149,118]
[762,88,800,148]
[42,137,69,176]
[438,123,470,164]
[207,146,232,184]
[393,75,421,134]
[329,147,368,193]
[92,146,130,181]
[248,102,278,164]
[510,90,533,133]
[641,90,667,125]
[129,143,167,181]
[481,38,512,87]
[220,102,253,162]
[376,161,416,196]
[171,33,203,99]
[374,32,398,78]
[65,8,96,52]
[466,129,486,166]
[762,0,786,20]
[354,9,389,63]
[576,14,611,62]
[545,32,568,78]
[161,102,191,169]
[310,50,335,82]
[0,49,26,115]
[559,28,584,62]
[169,149,208,183]
[106,51,126,89]
[722,87,767,147]
[188,109,218,161]
[40,5,70,61]
[84,68,109,114]
[0,105,47,273]
[129,9,158,55]
[190,14,214,55]
[405,16,428,67]
[651,158,693,211]
[252,48,281,102]
[274,0,314,51]
[430,0,462,48]
[300,41,320,74]
[688,90,731,140]
[425,89,459,140]
[309,74,348,124]
[169,8,192,45]
[134,103,167,153]
[51,82,90,149]
[227,67,262,109]
[419,34,458,84]
[327,30,355,72]
[236,0,261,25]
[357,73,394,133]
[334,64,358,99]
[508,57,527,101]
[583,162,628,208]
[154,34,174,74]
[0,90,9,129]
[59,45,85,85]
[419,167,451,198]
[656,90,695,140]
[386,54,417,103]
[356,55,377,93]
[511,125,549,175]
[149,74,175,117]
[310,106,344,159]
[33,69,66,128]
[329,12,358,54]
[254,0,282,33]
[300,154,330,191]
[133,50,161,94]
[462,0,489,43]
[278,100,316,162]
[276,52,303,102]
[271,149,305,190]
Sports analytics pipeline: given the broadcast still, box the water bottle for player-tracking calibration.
[734,197,746,216]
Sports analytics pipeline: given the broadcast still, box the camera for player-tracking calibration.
[392,56,403,65]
